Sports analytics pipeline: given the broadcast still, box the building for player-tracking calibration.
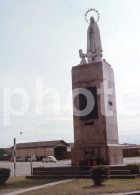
[9,141,140,160]
[11,140,69,160]
[122,144,140,157]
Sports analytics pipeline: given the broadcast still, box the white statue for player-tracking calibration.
[94,46,103,62]
[87,16,102,55]
[79,9,103,65]
[79,49,87,65]
[85,51,92,63]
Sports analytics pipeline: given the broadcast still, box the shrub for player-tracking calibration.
[90,165,109,185]
[0,168,11,185]
[126,163,140,175]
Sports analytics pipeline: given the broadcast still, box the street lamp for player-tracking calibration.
[13,131,39,177]
[13,132,23,177]
[19,131,33,175]
[14,138,16,177]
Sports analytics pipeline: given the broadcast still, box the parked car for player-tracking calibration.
[10,157,25,162]
[31,155,37,162]
[17,157,26,162]
[9,157,14,162]
[10,156,34,162]
[42,156,57,163]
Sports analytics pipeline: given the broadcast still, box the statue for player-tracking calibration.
[79,49,87,65]
[79,9,103,65]
[87,16,103,54]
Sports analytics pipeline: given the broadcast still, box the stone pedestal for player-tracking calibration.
[71,61,123,166]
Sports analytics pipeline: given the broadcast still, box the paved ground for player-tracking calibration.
[0,160,71,177]
[123,157,140,165]
[0,157,140,177]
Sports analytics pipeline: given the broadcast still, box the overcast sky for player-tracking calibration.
[0,0,140,147]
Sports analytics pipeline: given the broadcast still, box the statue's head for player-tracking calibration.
[90,16,95,23]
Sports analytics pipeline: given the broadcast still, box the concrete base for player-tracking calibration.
[71,144,123,166]
[106,144,123,165]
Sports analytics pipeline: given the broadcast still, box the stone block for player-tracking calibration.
[71,61,123,165]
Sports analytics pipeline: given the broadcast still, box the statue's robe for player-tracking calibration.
[87,21,103,53]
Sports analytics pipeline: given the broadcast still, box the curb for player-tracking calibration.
[98,191,140,195]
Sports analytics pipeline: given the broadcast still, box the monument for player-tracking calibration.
[71,9,123,166]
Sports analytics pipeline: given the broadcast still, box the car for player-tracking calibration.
[9,157,14,162]
[31,155,37,162]
[10,157,25,162]
[17,157,26,162]
[41,156,57,163]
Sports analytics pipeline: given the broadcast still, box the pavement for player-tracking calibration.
[0,159,71,177]
[123,157,140,165]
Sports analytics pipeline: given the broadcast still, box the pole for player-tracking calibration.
[14,138,16,177]
[30,156,33,175]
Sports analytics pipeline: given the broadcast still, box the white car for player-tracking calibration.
[31,155,36,162]
[42,156,57,163]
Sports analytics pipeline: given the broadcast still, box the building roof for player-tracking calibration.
[68,143,74,148]
[122,144,140,149]
[11,140,69,149]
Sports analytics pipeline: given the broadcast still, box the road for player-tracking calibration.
[0,157,140,177]
[123,157,140,165]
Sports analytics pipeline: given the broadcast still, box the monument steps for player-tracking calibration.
[109,170,131,175]
[32,170,131,176]
[26,174,138,179]
[33,171,91,176]
[33,166,91,172]
[110,166,131,170]
[26,175,91,179]
[26,166,139,179]
[110,174,139,179]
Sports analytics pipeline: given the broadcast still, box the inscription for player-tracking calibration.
[79,86,98,120]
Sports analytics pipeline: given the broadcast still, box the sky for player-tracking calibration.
[0,0,140,147]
